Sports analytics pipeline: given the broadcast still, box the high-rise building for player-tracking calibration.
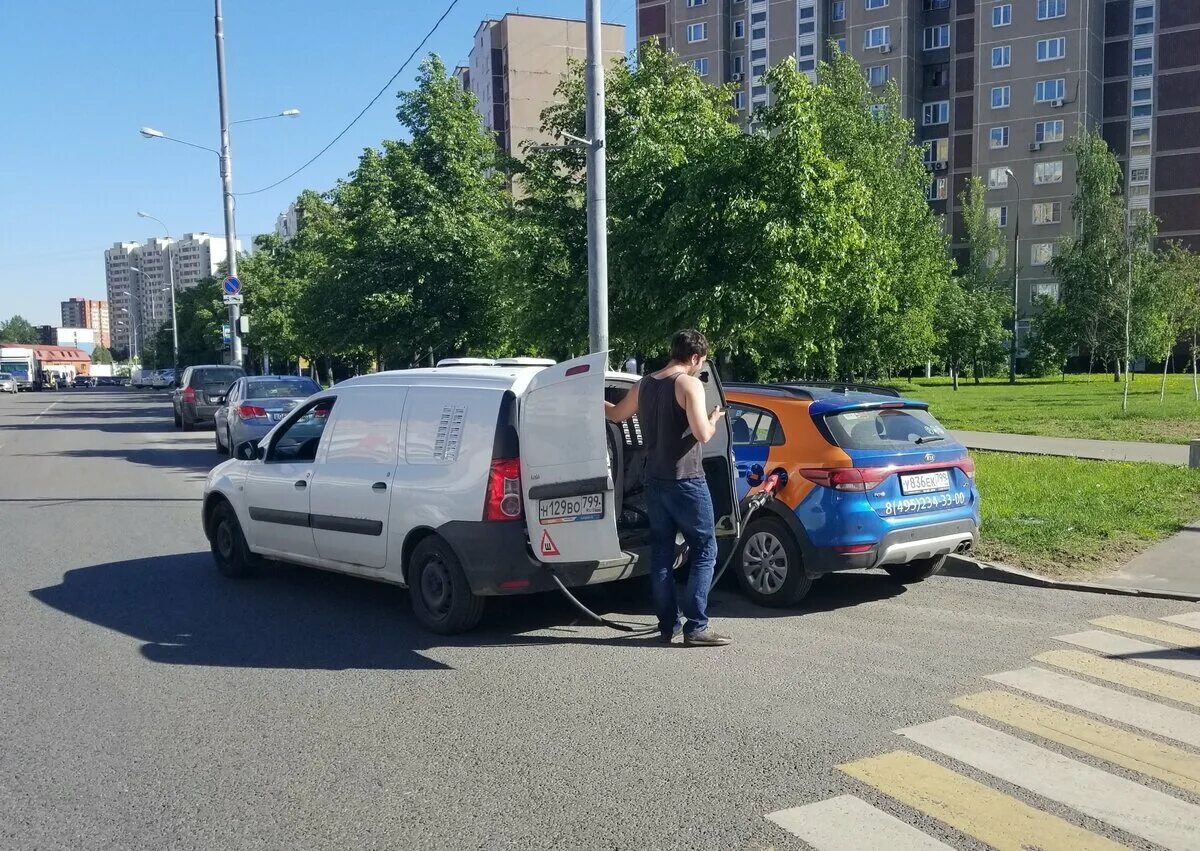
[637,0,1200,322]
[60,298,110,349]
[457,13,626,161]
[104,233,236,355]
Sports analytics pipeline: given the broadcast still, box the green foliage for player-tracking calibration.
[0,315,40,344]
[90,345,113,364]
[1025,295,1071,377]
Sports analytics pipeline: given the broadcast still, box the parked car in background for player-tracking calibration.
[149,369,175,389]
[214,375,322,456]
[721,382,980,607]
[73,375,96,388]
[173,365,246,430]
[0,372,17,394]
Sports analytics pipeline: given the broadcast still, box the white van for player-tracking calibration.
[201,353,740,633]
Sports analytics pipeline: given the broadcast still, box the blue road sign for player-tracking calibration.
[222,324,231,345]
[222,276,241,296]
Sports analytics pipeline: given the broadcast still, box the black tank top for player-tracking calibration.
[638,373,704,481]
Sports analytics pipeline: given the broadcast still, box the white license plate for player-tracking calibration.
[900,470,951,495]
[539,493,604,524]
[270,412,284,422]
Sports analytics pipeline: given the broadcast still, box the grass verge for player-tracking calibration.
[893,374,1200,444]
[974,451,1200,578]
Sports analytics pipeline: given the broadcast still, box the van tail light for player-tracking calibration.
[799,467,889,492]
[182,386,196,404]
[485,458,524,521]
[238,404,268,421]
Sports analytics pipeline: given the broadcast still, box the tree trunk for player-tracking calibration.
[1161,354,1169,403]
[951,365,959,391]
[1193,328,1199,402]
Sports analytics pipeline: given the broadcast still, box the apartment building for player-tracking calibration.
[60,298,110,349]
[637,0,1200,320]
[104,233,235,355]
[456,13,626,161]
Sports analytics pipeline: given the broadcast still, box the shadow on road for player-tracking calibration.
[47,447,219,472]
[0,421,173,435]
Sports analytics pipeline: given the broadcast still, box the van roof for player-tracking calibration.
[336,364,640,394]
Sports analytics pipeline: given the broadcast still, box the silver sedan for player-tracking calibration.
[0,373,17,394]
[214,375,322,455]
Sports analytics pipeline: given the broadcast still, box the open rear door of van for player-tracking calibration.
[699,363,741,539]
[520,352,628,566]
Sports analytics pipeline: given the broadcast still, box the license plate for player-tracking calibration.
[900,470,951,495]
[270,412,283,422]
[539,493,604,524]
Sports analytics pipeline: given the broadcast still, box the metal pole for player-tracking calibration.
[1010,176,1021,384]
[167,239,179,379]
[585,0,609,357]
[214,0,242,366]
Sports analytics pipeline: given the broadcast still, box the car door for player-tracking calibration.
[520,352,628,566]
[699,363,741,538]
[241,396,335,560]
[308,386,405,568]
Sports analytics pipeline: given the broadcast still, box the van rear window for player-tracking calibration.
[822,407,948,449]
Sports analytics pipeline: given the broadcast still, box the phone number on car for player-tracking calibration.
[882,492,967,516]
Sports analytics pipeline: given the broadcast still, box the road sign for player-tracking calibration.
[222,324,231,345]
[222,276,241,296]
[222,293,243,305]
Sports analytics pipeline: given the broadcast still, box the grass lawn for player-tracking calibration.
[892,373,1200,445]
[973,451,1200,577]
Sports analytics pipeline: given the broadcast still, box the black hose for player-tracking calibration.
[547,572,655,633]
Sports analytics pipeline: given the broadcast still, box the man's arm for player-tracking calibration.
[604,380,640,422]
[677,374,724,444]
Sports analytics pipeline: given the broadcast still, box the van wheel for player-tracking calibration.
[408,536,485,634]
[885,555,946,584]
[209,502,257,578]
[734,517,812,607]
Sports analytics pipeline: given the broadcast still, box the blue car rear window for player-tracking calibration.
[823,407,948,450]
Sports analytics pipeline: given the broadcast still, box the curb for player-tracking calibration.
[944,554,1200,603]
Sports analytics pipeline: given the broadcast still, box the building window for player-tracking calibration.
[1132,126,1151,144]
[866,0,888,8]
[1034,160,1063,184]
[733,56,745,75]
[1134,46,1153,61]
[990,126,1010,148]
[925,138,949,164]
[864,26,890,48]
[1031,243,1055,266]
[686,0,707,5]
[989,205,1009,227]
[988,167,1009,189]
[836,37,847,52]
[734,90,746,110]
[1134,5,1155,19]
[831,1,846,21]
[1131,142,1151,157]
[1032,201,1062,224]
[1033,282,1060,299]
[1134,21,1154,35]
[752,24,767,39]
[686,22,708,42]
[691,58,710,76]
[1130,184,1151,198]
[924,24,950,50]
[1035,119,1065,143]
[1037,0,1066,20]
[923,0,951,8]
[799,58,816,71]
[868,64,889,86]
[992,85,1011,108]
[1132,87,1152,103]
[752,62,767,79]
[1037,37,1066,61]
[1133,63,1153,77]
[1130,166,1150,183]
[928,177,948,200]
[799,43,815,57]
[923,100,950,125]
[1132,104,1153,117]
[992,45,1011,68]
[800,6,815,18]
[734,19,745,38]
[1035,78,1065,102]
[993,4,1012,26]
[926,63,949,87]
[798,21,816,34]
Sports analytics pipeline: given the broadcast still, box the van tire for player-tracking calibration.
[734,517,812,607]
[209,501,257,578]
[408,536,485,634]
[884,555,946,584]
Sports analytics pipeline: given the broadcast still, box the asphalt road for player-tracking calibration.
[1,388,1197,850]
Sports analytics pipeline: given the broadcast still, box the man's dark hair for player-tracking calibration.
[670,328,709,363]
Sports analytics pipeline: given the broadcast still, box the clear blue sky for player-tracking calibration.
[0,0,636,326]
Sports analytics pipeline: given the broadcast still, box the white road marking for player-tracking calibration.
[1163,612,1200,632]
[766,794,955,851]
[899,715,1200,851]
[32,401,58,422]
[987,666,1200,748]
[1056,630,1200,678]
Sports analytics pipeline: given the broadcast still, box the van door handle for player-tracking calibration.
[294,480,307,490]
[372,481,388,491]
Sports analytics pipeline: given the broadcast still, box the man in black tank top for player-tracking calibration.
[604,330,732,647]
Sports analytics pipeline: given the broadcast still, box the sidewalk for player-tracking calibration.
[1100,523,1200,596]
[952,429,1190,465]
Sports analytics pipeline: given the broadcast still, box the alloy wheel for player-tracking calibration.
[742,531,788,595]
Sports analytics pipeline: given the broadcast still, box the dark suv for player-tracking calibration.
[173,365,246,430]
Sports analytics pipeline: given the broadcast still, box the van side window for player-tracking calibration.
[267,399,335,463]
[729,404,784,447]
[324,388,405,464]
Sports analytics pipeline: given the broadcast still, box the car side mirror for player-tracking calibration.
[235,440,262,461]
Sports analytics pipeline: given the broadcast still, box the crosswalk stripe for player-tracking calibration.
[1163,612,1200,631]
[839,750,1126,851]
[1035,648,1200,708]
[1091,615,1200,648]
[1056,630,1200,679]
[955,690,1200,797]
[766,794,955,851]
[987,666,1200,748]
[899,715,1200,851]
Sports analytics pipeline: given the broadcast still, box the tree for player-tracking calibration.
[91,345,113,364]
[0,315,40,344]
[1157,241,1200,401]
[1025,294,1072,378]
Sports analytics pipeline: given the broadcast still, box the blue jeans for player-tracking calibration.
[647,477,717,636]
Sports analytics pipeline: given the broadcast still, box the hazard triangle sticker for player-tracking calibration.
[540,530,561,557]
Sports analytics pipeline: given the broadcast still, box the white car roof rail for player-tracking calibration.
[494,357,556,367]
[436,358,498,367]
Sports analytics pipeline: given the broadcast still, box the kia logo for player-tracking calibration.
[924,453,935,462]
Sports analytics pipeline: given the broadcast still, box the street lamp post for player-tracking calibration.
[1004,167,1021,384]
[585,0,609,358]
[137,212,179,379]
[116,309,139,361]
